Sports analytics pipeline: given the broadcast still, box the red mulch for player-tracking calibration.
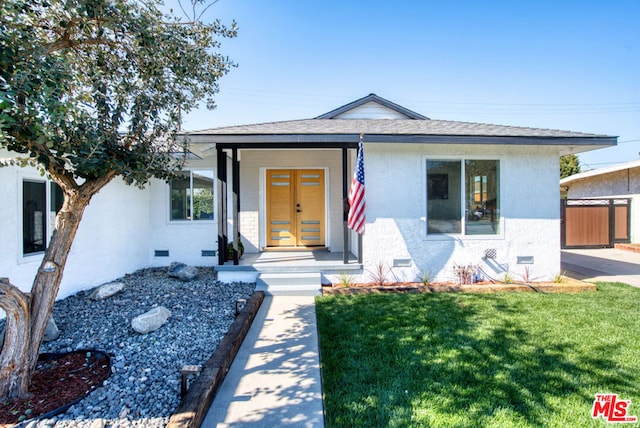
[0,351,110,427]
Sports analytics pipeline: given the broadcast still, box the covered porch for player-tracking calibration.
[216,250,362,271]
[191,139,366,266]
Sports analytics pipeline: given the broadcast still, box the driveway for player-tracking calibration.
[561,248,640,288]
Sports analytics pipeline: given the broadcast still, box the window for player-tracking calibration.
[22,179,63,255]
[23,180,46,254]
[464,160,499,235]
[170,170,214,221]
[426,160,500,235]
[427,161,461,233]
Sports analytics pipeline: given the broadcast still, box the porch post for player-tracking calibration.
[232,148,240,265]
[217,147,228,265]
[342,147,349,264]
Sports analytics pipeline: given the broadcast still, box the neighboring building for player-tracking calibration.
[561,160,639,244]
[1,94,617,298]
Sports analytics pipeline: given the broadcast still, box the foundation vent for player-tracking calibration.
[154,250,170,257]
[393,258,412,268]
[484,249,497,259]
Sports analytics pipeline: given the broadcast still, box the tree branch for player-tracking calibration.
[45,36,120,54]
[196,0,220,21]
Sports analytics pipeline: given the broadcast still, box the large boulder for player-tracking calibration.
[90,281,125,301]
[43,315,60,342]
[131,306,172,334]
[167,262,199,281]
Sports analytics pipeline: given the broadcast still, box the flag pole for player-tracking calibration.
[358,133,364,264]
[348,132,365,263]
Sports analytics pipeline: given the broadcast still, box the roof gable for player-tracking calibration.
[315,93,428,120]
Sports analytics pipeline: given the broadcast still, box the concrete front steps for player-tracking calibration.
[216,270,322,296]
[256,272,321,296]
[215,252,362,296]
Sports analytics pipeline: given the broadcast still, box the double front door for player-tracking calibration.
[266,169,325,247]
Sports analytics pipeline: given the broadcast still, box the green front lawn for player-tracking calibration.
[316,283,640,427]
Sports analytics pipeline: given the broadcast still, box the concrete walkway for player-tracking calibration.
[201,295,324,427]
[562,248,640,287]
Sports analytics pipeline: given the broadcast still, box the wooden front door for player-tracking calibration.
[266,169,325,247]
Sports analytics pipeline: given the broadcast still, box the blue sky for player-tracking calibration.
[172,0,640,170]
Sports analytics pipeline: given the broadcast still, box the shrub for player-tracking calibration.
[367,262,393,286]
[501,271,515,284]
[419,270,431,286]
[452,263,478,285]
[337,272,355,287]
[553,271,567,283]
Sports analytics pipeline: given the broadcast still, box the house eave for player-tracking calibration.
[183,133,617,151]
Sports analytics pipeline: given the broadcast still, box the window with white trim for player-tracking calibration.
[22,179,63,255]
[170,170,214,221]
[426,159,500,235]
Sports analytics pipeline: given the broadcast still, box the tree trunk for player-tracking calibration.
[26,189,93,379]
[0,279,31,399]
[0,171,115,401]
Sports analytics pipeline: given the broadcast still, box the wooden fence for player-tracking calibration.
[561,199,630,249]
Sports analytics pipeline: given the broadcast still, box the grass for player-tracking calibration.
[316,282,640,427]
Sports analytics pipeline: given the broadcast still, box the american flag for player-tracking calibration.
[348,136,365,234]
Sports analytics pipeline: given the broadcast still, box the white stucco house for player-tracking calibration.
[1,94,617,298]
[561,160,639,244]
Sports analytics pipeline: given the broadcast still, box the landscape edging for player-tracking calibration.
[323,281,596,295]
[166,290,265,428]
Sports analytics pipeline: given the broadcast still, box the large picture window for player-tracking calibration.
[426,159,500,235]
[170,170,214,221]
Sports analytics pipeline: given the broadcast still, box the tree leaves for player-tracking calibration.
[560,155,581,179]
[0,0,235,188]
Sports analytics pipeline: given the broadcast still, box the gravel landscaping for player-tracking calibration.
[13,266,255,428]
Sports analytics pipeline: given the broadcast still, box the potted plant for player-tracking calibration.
[226,237,244,261]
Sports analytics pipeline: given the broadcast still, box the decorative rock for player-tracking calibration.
[90,281,125,300]
[43,315,60,342]
[119,407,130,419]
[131,306,172,334]
[167,262,199,281]
[35,267,254,427]
[89,418,106,428]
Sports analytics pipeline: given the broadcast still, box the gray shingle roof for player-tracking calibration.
[188,118,608,138]
[184,94,616,152]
